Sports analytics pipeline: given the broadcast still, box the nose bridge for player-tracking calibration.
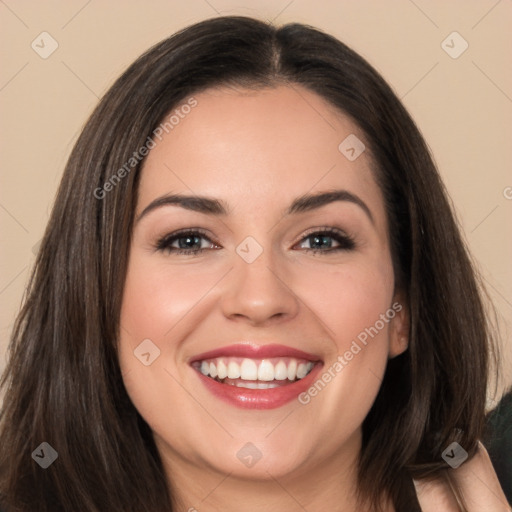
[220,237,299,324]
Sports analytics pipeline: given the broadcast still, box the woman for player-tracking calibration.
[0,16,509,512]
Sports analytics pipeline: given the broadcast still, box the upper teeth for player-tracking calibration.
[197,357,314,381]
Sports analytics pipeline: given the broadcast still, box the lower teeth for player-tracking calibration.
[215,377,297,389]
[233,381,280,389]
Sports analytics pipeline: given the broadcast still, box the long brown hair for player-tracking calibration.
[0,16,496,511]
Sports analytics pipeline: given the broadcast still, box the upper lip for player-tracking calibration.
[189,343,322,363]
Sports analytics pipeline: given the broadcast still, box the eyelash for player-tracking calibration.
[155,227,356,255]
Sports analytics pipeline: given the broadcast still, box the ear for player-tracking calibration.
[388,290,409,358]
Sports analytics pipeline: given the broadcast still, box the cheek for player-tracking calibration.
[117,256,227,456]
[117,252,232,410]
[292,256,394,348]
[291,258,395,423]
[119,254,223,343]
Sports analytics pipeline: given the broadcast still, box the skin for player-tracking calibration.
[118,83,416,511]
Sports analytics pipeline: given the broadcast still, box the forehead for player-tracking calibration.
[138,85,385,224]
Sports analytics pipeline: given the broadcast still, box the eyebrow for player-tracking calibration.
[136,189,374,224]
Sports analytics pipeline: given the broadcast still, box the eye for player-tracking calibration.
[155,227,355,256]
[155,229,220,255]
[295,228,355,253]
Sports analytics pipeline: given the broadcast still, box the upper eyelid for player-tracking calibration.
[158,228,218,245]
[161,227,215,239]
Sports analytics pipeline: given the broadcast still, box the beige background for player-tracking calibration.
[1,0,511,399]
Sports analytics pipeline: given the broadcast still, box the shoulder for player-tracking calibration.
[414,442,511,512]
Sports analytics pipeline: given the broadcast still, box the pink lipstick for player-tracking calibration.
[190,343,323,409]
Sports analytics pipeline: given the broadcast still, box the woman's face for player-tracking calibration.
[118,85,408,483]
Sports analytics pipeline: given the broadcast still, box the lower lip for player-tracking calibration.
[193,363,323,409]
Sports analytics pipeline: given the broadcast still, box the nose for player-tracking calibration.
[219,246,300,326]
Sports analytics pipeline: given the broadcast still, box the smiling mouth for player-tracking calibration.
[192,357,316,389]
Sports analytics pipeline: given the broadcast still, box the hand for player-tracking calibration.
[415,442,511,512]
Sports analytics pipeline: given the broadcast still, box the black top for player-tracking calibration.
[396,474,423,512]
[484,390,512,504]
